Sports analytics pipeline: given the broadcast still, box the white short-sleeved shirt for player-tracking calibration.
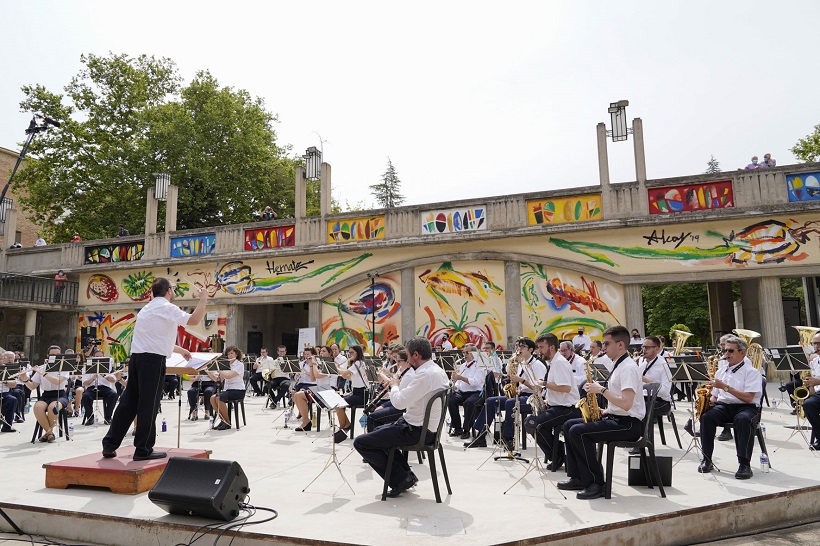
[639,355,672,402]
[517,356,547,395]
[343,360,368,389]
[454,360,484,392]
[390,360,449,431]
[713,357,762,406]
[546,354,579,407]
[605,355,646,420]
[31,371,70,393]
[131,296,192,358]
[223,359,245,391]
[811,355,820,394]
[572,334,592,351]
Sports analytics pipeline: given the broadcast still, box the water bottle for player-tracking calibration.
[209,416,214,429]
[284,409,292,428]
[760,423,766,439]
[759,452,770,473]
[68,422,74,434]
[161,418,167,432]
[24,401,30,414]
[359,414,367,431]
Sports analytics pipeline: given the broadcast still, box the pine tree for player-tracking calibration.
[705,155,721,174]
[370,158,406,208]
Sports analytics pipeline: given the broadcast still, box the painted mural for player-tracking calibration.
[421,207,487,234]
[171,234,216,257]
[527,194,602,226]
[244,225,295,251]
[77,306,227,363]
[415,261,505,349]
[328,216,385,243]
[548,217,820,269]
[81,254,373,305]
[84,242,144,264]
[322,274,401,351]
[786,171,820,202]
[520,263,625,342]
[648,181,733,214]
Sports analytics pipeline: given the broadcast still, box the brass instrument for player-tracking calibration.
[793,326,820,355]
[695,353,719,419]
[521,359,546,415]
[732,328,766,372]
[672,329,694,356]
[576,355,601,423]
[792,370,813,420]
[502,349,520,398]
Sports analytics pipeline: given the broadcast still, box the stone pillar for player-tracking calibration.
[320,163,332,217]
[295,166,306,219]
[758,277,786,347]
[738,280,761,332]
[145,188,158,235]
[624,284,644,336]
[803,276,819,326]
[308,300,323,346]
[504,261,522,349]
[24,308,37,338]
[401,267,416,345]
[165,185,179,233]
[632,118,649,216]
[596,123,612,218]
[707,281,736,342]
[225,304,241,348]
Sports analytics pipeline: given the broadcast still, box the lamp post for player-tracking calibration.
[606,100,632,142]
[367,272,380,355]
[0,198,12,223]
[304,147,322,181]
[153,172,171,201]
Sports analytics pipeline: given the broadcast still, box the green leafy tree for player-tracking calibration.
[642,283,711,347]
[792,123,820,162]
[705,155,721,174]
[370,158,405,208]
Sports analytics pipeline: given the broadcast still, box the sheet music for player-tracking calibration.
[313,388,349,409]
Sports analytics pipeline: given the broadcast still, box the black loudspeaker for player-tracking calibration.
[627,455,673,487]
[148,458,250,521]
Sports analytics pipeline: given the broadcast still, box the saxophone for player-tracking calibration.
[792,370,812,420]
[522,359,546,415]
[502,349,520,398]
[576,355,601,423]
[695,354,718,419]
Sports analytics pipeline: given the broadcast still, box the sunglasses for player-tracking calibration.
[724,348,743,354]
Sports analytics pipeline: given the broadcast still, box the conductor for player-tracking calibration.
[102,278,208,460]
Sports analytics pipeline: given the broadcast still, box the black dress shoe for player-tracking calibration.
[102,450,117,458]
[811,442,820,452]
[295,422,312,432]
[0,427,16,433]
[448,429,463,437]
[386,473,418,498]
[464,433,487,448]
[697,460,714,473]
[735,465,753,480]
[215,422,232,431]
[717,430,733,442]
[557,477,584,491]
[683,418,700,438]
[133,451,167,461]
[334,429,349,443]
[778,385,787,392]
[550,452,565,472]
[459,431,471,440]
[577,483,605,500]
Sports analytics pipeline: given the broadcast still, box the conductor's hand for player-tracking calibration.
[179,348,192,361]
[194,287,207,300]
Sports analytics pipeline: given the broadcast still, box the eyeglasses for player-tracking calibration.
[641,345,658,349]
[724,348,743,354]
[812,342,820,346]
[601,341,610,347]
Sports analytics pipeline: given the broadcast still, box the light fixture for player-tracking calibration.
[304,147,322,181]
[606,100,632,142]
[153,172,171,201]
[0,198,12,223]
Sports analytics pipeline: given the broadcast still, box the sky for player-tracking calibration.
[1,1,819,208]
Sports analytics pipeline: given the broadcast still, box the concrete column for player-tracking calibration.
[145,188,158,235]
[624,284,644,336]
[504,261,522,348]
[308,299,323,348]
[225,304,241,348]
[24,308,37,337]
[320,163,332,217]
[803,276,819,326]
[596,122,612,218]
[632,118,649,216]
[401,267,416,345]
[758,277,786,347]
[738,280,761,332]
[707,281,736,341]
[295,166,306,219]
[165,185,179,233]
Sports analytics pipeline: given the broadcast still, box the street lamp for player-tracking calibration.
[606,100,632,142]
[153,172,171,201]
[0,198,12,223]
[304,147,322,181]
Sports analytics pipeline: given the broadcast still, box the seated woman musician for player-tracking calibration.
[206,346,246,430]
[365,346,415,432]
[291,347,327,431]
[187,360,218,421]
[19,345,70,443]
[333,344,368,442]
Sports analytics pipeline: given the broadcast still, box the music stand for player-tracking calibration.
[590,364,610,383]
[270,357,301,429]
[770,347,814,449]
[302,385,354,494]
[435,351,459,375]
[166,352,221,447]
[85,357,114,425]
[669,357,714,468]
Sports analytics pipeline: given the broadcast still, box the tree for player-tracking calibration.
[370,158,405,208]
[13,53,295,241]
[792,123,820,162]
[705,155,721,174]
[642,283,711,347]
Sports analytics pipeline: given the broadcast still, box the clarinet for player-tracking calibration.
[363,367,410,414]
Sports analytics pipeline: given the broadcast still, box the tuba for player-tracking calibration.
[793,326,820,355]
[576,355,602,423]
[733,328,765,372]
[672,329,694,356]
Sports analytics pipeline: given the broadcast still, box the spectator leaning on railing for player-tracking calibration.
[760,153,776,168]
[742,156,760,170]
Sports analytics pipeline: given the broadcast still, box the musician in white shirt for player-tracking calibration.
[802,333,820,451]
[590,340,613,371]
[291,347,326,431]
[249,347,274,396]
[19,346,71,443]
[207,346,246,431]
[560,342,587,396]
[447,344,485,440]
[441,333,454,351]
[80,349,119,425]
[333,345,369,442]
[572,327,592,352]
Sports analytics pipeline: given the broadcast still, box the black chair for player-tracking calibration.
[653,405,682,449]
[225,399,247,430]
[599,383,666,499]
[31,407,70,444]
[381,388,452,503]
[718,403,770,468]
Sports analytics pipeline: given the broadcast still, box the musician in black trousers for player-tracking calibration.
[102,278,208,461]
[365,348,413,432]
[446,344,484,439]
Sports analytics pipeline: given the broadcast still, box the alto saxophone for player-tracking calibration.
[576,355,602,423]
[503,349,521,398]
[522,359,547,415]
[695,354,718,419]
[792,370,812,420]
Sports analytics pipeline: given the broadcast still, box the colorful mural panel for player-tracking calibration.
[415,261,506,350]
[244,225,295,251]
[527,194,602,226]
[421,207,487,234]
[328,216,385,243]
[520,263,625,342]
[322,274,402,351]
[648,181,733,214]
[786,171,820,202]
[84,242,144,264]
[171,234,216,257]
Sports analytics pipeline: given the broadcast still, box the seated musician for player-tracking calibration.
[163,374,179,399]
[803,333,820,451]
[69,348,86,417]
[365,347,415,432]
[331,343,348,391]
[466,337,546,450]
[589,340,613,371]
[291,347,327,431]
[207,346,246,430]
[637,336,673,446]
[697,334,762,480]
[333,344,369,442]
[187,363,218,421]
[447,343,484,440]
[250,347,274,396]
[525,334,579,468]
[560,341,587,397]
[267,345,291,407]
[559,326,645,499]
[1,352,19,432]
[81,349,119,425]
[19,345,71,443]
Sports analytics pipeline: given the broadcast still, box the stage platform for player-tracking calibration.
[0,384,818,546]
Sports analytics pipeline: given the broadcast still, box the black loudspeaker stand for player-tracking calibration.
[149,458,250,521]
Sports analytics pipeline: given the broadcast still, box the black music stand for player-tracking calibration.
[167,352,221,446]
[302,385,354,494]
[590,364,611,383]
[669,358,714,468]
[770,347,814,449]
[435,351,459,375]
[270,357,301,429]
[85,357,114,425]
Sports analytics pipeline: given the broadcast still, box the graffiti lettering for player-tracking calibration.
[265,259,315,275]
[642,229,699,248]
